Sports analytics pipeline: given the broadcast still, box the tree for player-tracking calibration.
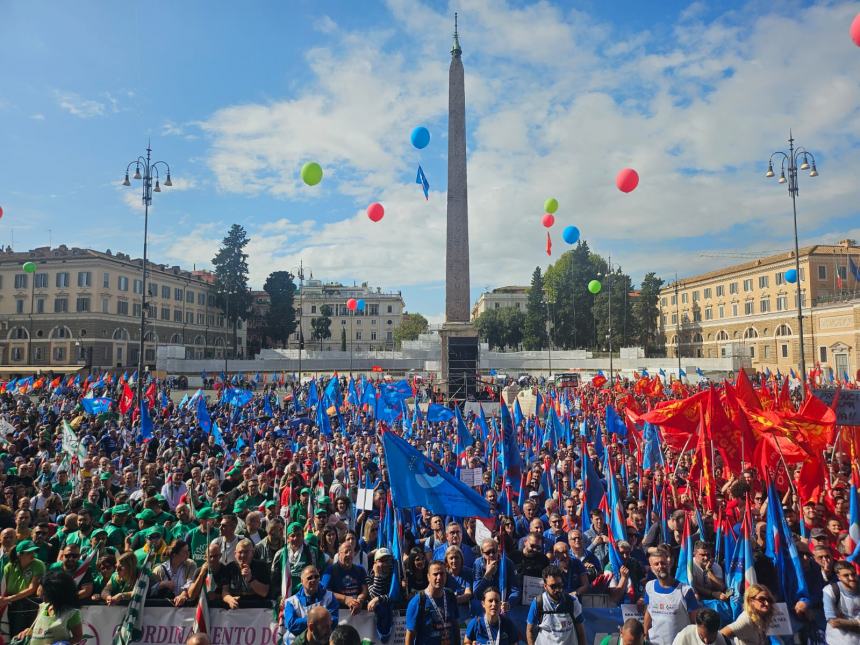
[634,272,665,356]
[263,271,297,348]
[501,307,526,350]
[394,313,429,346]
[311,305,332,350]
[544,242,594,349]
[523,267,547,350]
[340,327,347,351]
[590,260,635,353]
[475,308,507,350]
[212,224,253,357]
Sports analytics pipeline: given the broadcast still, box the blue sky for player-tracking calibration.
[1,1,859,323]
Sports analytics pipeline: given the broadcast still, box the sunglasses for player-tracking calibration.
[753,597,771,605]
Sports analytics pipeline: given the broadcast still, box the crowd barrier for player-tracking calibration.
[76,604,630,645]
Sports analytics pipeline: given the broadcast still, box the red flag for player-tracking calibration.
[640,390,707,450]
[119,382,134,415]
[546,232,552,256]
[735,368,761,410]
[649,376,664,398]
[706,384,751,476]
[144,382,157,409]
[591,374,607,388]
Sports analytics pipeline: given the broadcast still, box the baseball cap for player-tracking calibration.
[374,547,392,559]
[15,539,40,554]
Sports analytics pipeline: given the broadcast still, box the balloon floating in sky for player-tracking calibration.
[367,202,384,222]
[346,298,358,311]
[616,168,639,193]
[0,206,4,219]
[301,162,323,186]
[851,13,860,46]
[544,198,558,214]
[411,126,431,149]
[562,225,580,245]
[588,279,602,294]
[541,213,555,228]
[22,261,37,274]
[356,299,365,312]
[785,268,798,284]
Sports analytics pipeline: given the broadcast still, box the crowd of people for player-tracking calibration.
[0,368,857,645]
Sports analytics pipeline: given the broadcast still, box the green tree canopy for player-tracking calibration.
[263,271,297,349]
[394,313,429,346]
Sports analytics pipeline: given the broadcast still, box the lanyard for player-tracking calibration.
[483,617,501,645]
[425,591,448,626]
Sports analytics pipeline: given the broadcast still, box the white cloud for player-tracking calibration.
[30,113,45,121]
[197,1,860,300]
[55,91,106,118]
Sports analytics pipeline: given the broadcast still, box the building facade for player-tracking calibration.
[659,240,860,377]
[292,279,405,352]
[471,286,530,320]
[0,245,246,370]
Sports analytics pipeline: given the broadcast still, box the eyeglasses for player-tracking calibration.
[546,583,564,591]
[570,536,582,541]
[753,597,771,605]
[482,549,498,556]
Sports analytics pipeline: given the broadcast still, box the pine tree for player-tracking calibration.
[635,272,665,355]
[263,271,297,348]
[311,305,332,350]
[212,224,253,357]
[523,267,547,350]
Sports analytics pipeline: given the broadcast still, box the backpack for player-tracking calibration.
[829,581,843,618]
[534,592,579,624]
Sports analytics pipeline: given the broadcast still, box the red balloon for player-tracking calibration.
[616,167,639,193]
[346,298,357,311]
[367,202,384,222]
[852,13,860,47]
[541,213,555,228]
[0,206,3,219]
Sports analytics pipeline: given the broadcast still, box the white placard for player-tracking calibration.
[522,575,543,605]
[356,487,375,511]
[475,518,493,546]
[459,467,483,487]
[620,603,644,622]
[767,602,793,636]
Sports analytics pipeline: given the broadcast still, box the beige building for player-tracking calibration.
[659,240,860,377]
[293,278,405,352]
[0,245,245,370]
[471,286,530,320]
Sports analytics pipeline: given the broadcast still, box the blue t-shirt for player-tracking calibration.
[405,590,460,645]
[464,615,519,645]
[321,563,367,597]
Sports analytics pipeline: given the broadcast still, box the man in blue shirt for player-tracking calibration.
[405,560,460,645]
[473,538,520,617]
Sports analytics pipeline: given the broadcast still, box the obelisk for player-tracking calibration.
[440,13,479,401]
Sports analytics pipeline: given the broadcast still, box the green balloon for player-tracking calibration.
[588,279,602,294]
[544,197,559,214]
[301,162,323,186]
[22,261,37,274]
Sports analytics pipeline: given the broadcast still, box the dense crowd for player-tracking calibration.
[0,369,857,645]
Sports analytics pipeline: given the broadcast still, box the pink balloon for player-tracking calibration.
[616,167,639,193]
[0,206,3,219]
[541,213,555,228]
[367,202,384,222]
[852,13,860,47]
[346,298,357,311]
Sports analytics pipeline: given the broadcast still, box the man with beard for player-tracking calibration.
[643,546,698,645]
[47,543,94,599]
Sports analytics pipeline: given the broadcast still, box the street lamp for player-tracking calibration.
[765,131,817,384]
[598,256,614,381]
[122,143,172,407]
[543,289,554,378]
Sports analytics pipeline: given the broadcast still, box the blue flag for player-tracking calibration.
[221,388,253,407]
[263,395,273,417]
[500,403,523,483]
[196,396,212,434]
[605,405,627,437]
[454,406,473,455]
[426,403,455,423]
[416,164,429,200]
[81,397,111,415]
[316,400,333,437]
[382,430,491,518]
[138,401,154,442]
[641,423,664,470]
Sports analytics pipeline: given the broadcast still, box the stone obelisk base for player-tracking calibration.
[439,322,479,401]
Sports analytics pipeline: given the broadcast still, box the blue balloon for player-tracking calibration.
[785,268,797,284]
[411,126,430,149]
[562,225,580,245]
[356,299,366,311]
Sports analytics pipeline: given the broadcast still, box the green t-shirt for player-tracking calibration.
[104,523,127,550]
[29,602,81,645]
[3,558,46,595]
[186,526,215,565]
[170,521,196,543]
[52,481,74,502]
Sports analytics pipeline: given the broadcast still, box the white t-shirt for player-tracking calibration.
[644,580,698,645]
[823,582,860,645]
[671,624,729,645]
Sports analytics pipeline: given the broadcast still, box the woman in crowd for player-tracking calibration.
[720,583,776,645]
[16,571,83,645]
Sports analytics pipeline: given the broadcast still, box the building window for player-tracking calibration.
[743,278,753,292]
[133,303,142,317]
[744,301,754,315]
[175,288,183,301]
[714,285,722,297]
[387,305,393,313]
[148,282,158,297]
[759,298,770,313]
[661,297,667,306]
[818,265,827,280]
[671,313,677,325]
[132,279,142,294]
[161,307,170,320]
[729,282,738,295]
[718,305,724,319]
[371,331,377,340]
[15,299,24,314]
[692,291,700,302]
[681,293,688,304]
[77,271,91,288]
[198,292,206,306]
[776,295,787,311]
[749,346,755,358]
[53,346,66,361]
[186,311,193,324]
[781,344,788,358]
[371,319,376,325]
[704,306,712,320]
[36,298,45,314]
[494,303,500,309]
[56,272,70,288]
[670,294,676,305]
[35,273,48,288]
[118,276,129,291]
[102,272,109,288]
[14,274,28,289]
[11,347,22,362]
[731,303,738,317]
[703,288,712,299]
[795,290,805,307]
[775,324,791,336]
[758,276,768,289]
[174,309,182,322]
[197,313,205,325]
[76,297,90,312]
[369,304,379,316]
[117,301,129,315]
[820,346,827,362]
[54,298,68,313]
[186,290,194,303]
[161,286,170,299]
[102,298,110,313]
[692,310,701,322]
[311,305,317,314]
[207,314,214,326]
[763,345,769,358]
[775,272,784,285]
[386,331,393,341]
[356,331,362,340]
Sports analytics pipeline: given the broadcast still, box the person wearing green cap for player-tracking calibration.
[186,507,218,565]
[129,508,160,550]
[104,506,129,551]
[0,539,46,637]
[290,488,311,527]
[134,527,169,568]
[273,522,323,596]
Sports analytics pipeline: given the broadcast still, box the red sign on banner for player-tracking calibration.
[371,366,383,373]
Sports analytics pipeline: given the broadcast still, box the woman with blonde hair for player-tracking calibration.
[720,583,775,645]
